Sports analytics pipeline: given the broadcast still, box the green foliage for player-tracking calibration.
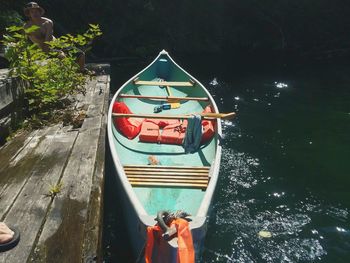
[2,24,102,122]
[0,10,23,37]
[46,181,63,198]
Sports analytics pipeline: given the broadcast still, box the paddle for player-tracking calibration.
[112,112,236,120]
[165,86,181,109]
[199,112,236,119]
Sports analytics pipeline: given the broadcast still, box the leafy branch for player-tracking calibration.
[2,24,102,124]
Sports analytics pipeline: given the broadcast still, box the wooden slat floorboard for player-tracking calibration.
[124,164,210,189]
[128,178,208,183]
[125,171,208,176]
[130,181,207,188]
[127,175,208,180]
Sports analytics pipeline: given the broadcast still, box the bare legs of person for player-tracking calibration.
[77,52,86,72]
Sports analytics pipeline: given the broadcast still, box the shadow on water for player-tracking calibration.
[103,56,350,262]
[102,141,134,263]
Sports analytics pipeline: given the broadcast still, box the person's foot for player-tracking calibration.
[0,223,14,244]
[0,222,20,252]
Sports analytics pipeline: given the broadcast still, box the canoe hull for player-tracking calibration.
[107,50,222,262]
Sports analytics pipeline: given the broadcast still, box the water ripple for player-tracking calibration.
[202,147,340,262]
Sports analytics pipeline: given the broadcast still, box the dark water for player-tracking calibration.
[103,56,350,263]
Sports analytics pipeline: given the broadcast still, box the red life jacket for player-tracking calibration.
[112,102,144,139]
[201,105,216,143]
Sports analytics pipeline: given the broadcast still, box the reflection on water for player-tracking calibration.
[274,82,288,89]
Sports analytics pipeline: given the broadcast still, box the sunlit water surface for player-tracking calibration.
[103,57,350,263]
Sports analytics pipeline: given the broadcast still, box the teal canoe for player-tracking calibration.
[107,50,228,262]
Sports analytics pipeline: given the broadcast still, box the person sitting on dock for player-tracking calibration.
[23,2,86,72]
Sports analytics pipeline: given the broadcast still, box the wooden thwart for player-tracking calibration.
[133,80,194,87]
[119,94,209,101]
[124,164,210,170]
[112,112,236,120]
[128,177,208,183]
[127,175,208,180]
[124,165,210,189]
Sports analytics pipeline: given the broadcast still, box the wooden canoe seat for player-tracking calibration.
[123,165,210,189]
[119,94,209,101]
[133,79,194,87]
[112,112,236,120]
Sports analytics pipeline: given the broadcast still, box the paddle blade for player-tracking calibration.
[221,112,236,120]
[201,112,236,120]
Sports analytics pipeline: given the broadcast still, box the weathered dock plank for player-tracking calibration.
[0,69,110,263]
[0,130,37,174]
[29,75,110,263]
[81,76,109,262]
[30,119,101,262]
[0,126,62,220]
[76,78,97,110]
[0,126,78,263]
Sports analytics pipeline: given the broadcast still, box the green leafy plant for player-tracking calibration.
[45,181,63,199]
[2,24,102,124]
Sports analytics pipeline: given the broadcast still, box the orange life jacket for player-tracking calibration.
[160,120,188,145]
[139,105,216,145]
[139,119,187,144]
[139,120,161,143]
[145,225,162,263]
[171,218,195,263]
[145,218,195,263]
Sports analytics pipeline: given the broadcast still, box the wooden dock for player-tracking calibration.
[0,72,110,263]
